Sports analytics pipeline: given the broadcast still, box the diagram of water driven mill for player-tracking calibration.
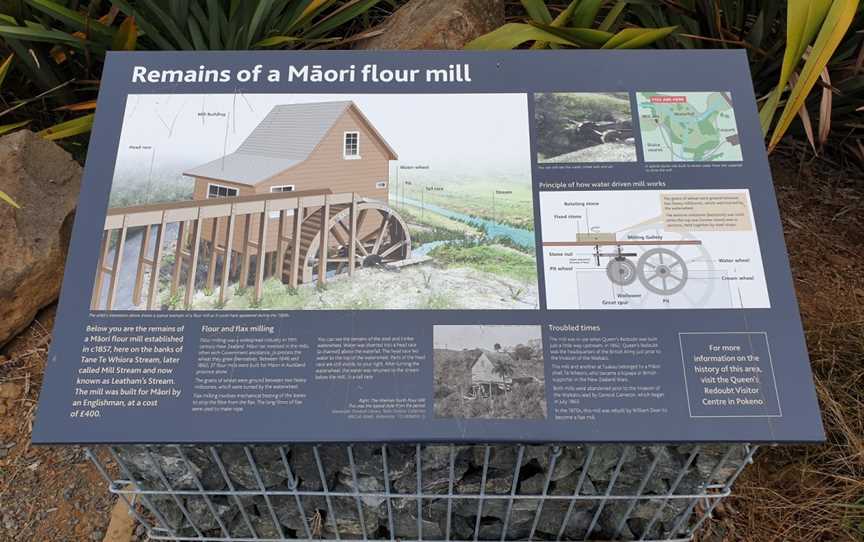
[539,189,771,310]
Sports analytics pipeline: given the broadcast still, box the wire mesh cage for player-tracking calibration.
[86,443,757,542]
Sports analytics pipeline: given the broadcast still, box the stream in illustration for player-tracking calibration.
[395,196,535,249]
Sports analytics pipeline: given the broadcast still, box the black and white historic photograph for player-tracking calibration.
[433,325,546,419]
[534,92,637,163]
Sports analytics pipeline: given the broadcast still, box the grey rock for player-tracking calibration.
[353,0,505,51]
[288,444,344,491]
[517,471,549,495]
[218,446,287,489]
[454,468,513,494]
[115,447,202,490]
[0,130,81,346]
[336,471,385,508]
[228,513,284,539]
[393,445,471,494]
[184,496,235,532]
[386,499,444,539]
[551,469,598,496]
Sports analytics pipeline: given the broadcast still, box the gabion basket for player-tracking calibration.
[86,443,756,542]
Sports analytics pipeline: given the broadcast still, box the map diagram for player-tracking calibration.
[540,189,770,310]
[637,92,742,162]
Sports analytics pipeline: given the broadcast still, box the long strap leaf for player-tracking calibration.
[759,0,832,134]
[37,113,95,140]
[601,26,677,49]
[111,0,175,50]
[572,0,605,28]
[768,0,859,150]
[0,189,21,208]
[304,0,381,40]
[465,23,587,50]
[521,0,552,24]
[0,119,30,137]
[25,0,114,39]
[0,53,12,89]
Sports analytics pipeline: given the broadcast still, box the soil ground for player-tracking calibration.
[0,150,861,541]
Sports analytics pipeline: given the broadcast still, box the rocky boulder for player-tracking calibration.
[354,0,504,50]
[0,130,81,346]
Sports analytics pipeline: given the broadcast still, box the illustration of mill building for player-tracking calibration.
[183,100,411,285]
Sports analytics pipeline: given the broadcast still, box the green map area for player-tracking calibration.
[637,92,743,162]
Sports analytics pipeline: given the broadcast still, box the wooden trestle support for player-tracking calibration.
[90,190,412,310]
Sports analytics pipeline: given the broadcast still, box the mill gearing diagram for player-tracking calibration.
[540,189,770,310]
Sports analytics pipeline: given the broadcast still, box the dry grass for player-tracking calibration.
[0,307,119,541]
[699,147,864,541]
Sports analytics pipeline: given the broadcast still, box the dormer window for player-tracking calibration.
[343,131,360,159]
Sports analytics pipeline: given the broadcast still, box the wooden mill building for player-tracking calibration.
[184,100,397,254]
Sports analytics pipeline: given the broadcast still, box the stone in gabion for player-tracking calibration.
[113,443,748,540]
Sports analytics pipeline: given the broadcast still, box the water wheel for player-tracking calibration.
[286,200,412,284]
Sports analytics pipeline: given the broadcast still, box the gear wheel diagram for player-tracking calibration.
[637,248,688,295]
[606,257,637,286]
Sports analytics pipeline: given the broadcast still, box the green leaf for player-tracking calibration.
[304,0,381,39]
[759,0,833,135]
[245,0,277,48]
[521,0,552,23]
[598,1,628,32]
[0,53,13,89]
[0,119,30,137]
[170,0,191,30]
[138,0,195,50]
[0,23,90,49]
[571,0,605,28]
[290,0,338,30]
[601,26,677,49]
[549,0,579,27]
[768,0,860,150]
[465,23,587,50]
[24,0,114,39]
[254,35,300,47]
[204,0,223,49]
[0,189,21,209]
[187,16,207,50]
[38,113,94,140]
[529,23,613,47]
[111,15,137,50]
[530,0,579,49]
[110,0,175,50]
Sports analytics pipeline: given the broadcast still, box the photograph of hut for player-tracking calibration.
[534,92,637,163]
[433,325,546,419]
[95,93,538,311]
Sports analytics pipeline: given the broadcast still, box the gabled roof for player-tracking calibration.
[184,101,397,186]
[473,350,512,368]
